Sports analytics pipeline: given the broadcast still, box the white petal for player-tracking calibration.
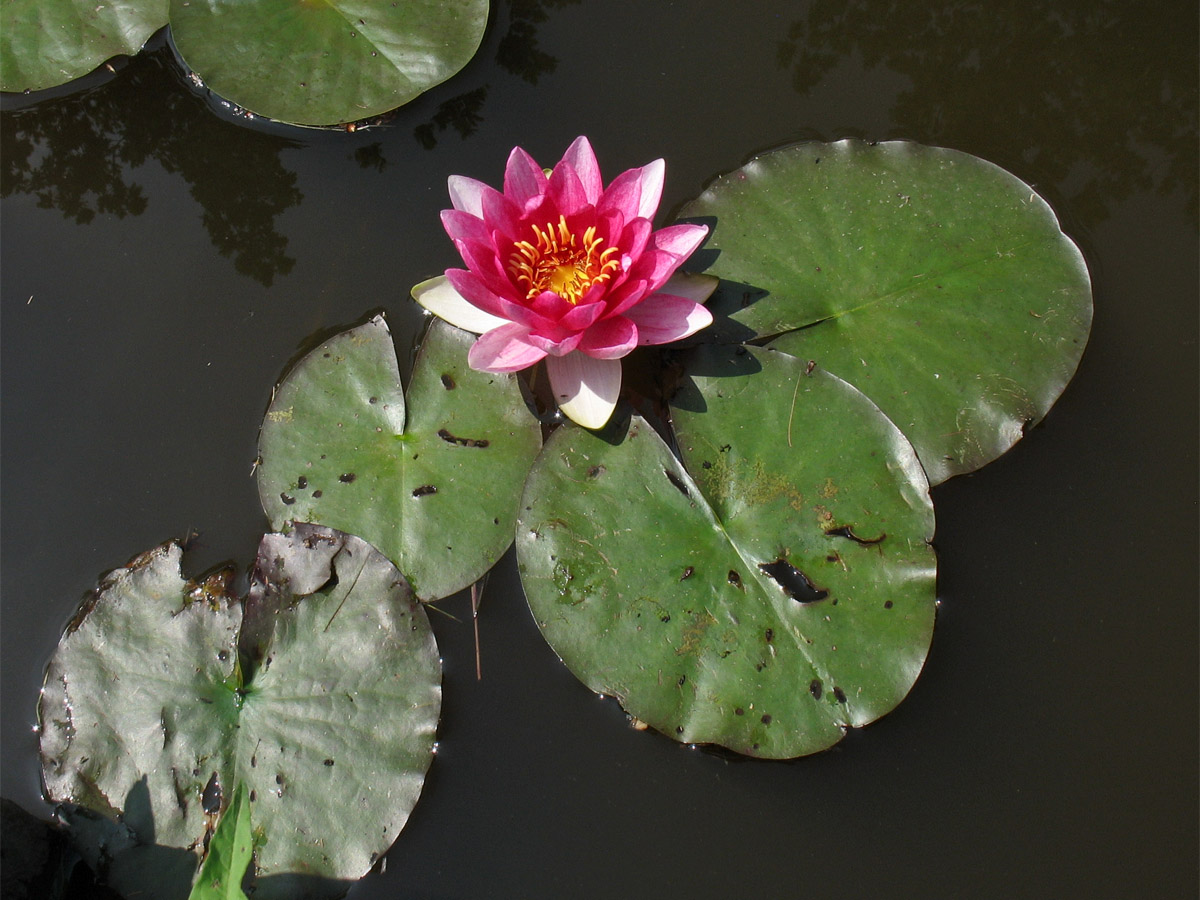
[447,175,486,217]
[546,353,621,429]
[658,272,720,304]
[411,275,509,334]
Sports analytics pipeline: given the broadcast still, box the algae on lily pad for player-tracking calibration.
[678,139,1092,484]
[39,524,440,899]
[517,345,936,758]
[257,316,542,602]
[169,0,489,125]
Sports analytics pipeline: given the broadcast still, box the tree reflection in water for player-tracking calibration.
[2,50,303,287]
[776,0,1198,227]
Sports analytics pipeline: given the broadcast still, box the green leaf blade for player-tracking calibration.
[188,782,252,900]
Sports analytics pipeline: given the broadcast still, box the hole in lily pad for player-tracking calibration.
[758,558,828,603]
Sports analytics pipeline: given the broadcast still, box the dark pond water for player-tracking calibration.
[3,1,1196,897]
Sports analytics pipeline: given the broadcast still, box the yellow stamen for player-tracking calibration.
[508,215,621,304]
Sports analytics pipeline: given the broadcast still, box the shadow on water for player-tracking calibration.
[35,785,357,900]
[775,0,1198,227]
[1,47,304,287]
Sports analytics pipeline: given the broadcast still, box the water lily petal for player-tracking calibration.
[658,272,720,304]
[411,276,510,334]
[578,315,638,359]
[650,223,709,260]
[468,323,548,372]
[453,237,519,297]
[617,217,653,267]
[559,298,606,331]
[505,146,549,209]
[441,209,492,247]
[562,136,603,204]
[623,292,714,345]
[528,289,576,321]
[601,275,651,317]
[596,167,643,223]
[546,353,621,429]
[445,269,512,320]
[480,188,523,242]
[528,330,583,356]
[633,158,665,220]
[547,163,590,217]
[447,175,487,217]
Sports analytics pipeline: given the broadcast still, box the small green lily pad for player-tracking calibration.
[257,316,541,602]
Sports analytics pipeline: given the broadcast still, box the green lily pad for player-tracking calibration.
[257,316,541,602]
[188,782,252,900]
[0,0,168,92]
[678,139,1092,484]
[39,525,440,899]
[516,346,936,758]
[169,0,488,125]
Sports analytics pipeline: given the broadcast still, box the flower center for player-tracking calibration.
[509,215,621,304]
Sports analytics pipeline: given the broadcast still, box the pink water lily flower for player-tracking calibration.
[412,136,716,429]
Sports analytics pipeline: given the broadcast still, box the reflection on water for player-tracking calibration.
[410,0,580,150]
[1,51,303,286]
[496,0,580,85]
[413,86,490,150]
[776,0,1198,226]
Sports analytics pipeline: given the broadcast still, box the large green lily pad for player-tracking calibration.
[257,316,541,601]
[169,0,488,125]
[678,139,1092,484]
[517,346,936,758]
[0,0,168,92]
[39,525,440,899]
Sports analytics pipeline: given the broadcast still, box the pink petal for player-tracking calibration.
[528,330,583,356]
[480,188,523,242]
[504,146,548,209]
[411,275,509,334]
[561,137,603,204]
[650,223,708,260]
[596,167,643,222]
[453,237,517,296]
[528,289,575,321]
[616,218,652,267]
[468,323,548,372]
[444,269,511,320]
[658,272,720,304]
[623,293,714,345]
[633,158,665,220]
[601,276,651,318]
[447,175,487,217]
[559,298,606,331]
[578,316,638,359]
[546,353,622,429]
[441,209,491,247]
[547,164,590,217]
